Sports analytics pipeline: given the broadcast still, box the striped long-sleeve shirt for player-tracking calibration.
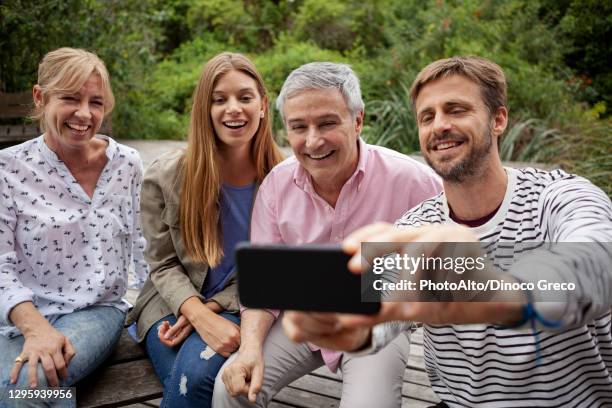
[372,167,612,407]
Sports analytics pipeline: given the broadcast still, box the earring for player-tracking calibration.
[260,111,265,118]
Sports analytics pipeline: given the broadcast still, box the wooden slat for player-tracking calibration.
[0,92,31,105]
[0,92,32,119]
[403,366,432,387]
[312,366,341,379]
[289,372,439,406]
[408,343,426,371]
[77,360,162,408]
[0,105,33,119]
[0,124,39,142]
[401,397,434,408]
[402,381,440,404]
[108,330,146,363]
[0,88,113,144]
[274,385,339,408]
[142,398,161,407]
[0,122,113,145]
[412,326,424,345]
[270,402,298,408]
[289,373,341,399]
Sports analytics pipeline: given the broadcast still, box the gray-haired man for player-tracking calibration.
[212,63,441,407]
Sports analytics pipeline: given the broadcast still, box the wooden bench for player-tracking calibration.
[76,327,438,408]
[0,91,112,147]
[76,330,162,407]
[0,92,39,145]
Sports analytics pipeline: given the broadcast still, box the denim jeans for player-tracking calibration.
[145,312,240,408]
[0,305,125,408]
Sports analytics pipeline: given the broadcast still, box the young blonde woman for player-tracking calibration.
[126,52,282,407]
[0,48,148,394]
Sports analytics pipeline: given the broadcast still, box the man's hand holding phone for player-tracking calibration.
[282,311,371,352]
[281,222,525,351]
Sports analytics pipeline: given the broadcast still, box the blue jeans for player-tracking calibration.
[0,305,125,408]
[145,312,240,408]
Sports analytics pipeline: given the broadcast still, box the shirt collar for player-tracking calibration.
[443,166,518,235]
[292,137,369,193]
[37,133,117,164]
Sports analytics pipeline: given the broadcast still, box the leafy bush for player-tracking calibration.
[254,38,349,140]
[362,83,419,154]
[114,36,228,139]
[544,120,612,195]
[1,0,609,194]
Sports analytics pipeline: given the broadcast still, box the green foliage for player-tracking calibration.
[499,119,560,162]
[1,0,88,91]
[0,0,161,139]
[119,36,229,139]
[187,0,255,47]
[1,0,610,194]
[557,0,612,111]
[539,119,612,195]
[254,39,347,140]
[362,83,419,154]
[292,0,353,51]
[254,38,346,97]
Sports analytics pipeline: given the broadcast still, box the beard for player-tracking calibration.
[423,127,493,183]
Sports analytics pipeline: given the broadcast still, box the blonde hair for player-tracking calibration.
[32,47,115,130]
[180,52,283,265]
[410,56,507,116]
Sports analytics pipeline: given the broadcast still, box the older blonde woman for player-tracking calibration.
[0,48,148,393]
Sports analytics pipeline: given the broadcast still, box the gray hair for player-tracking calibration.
[276,62,364,122]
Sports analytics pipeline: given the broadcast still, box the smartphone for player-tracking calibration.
[236,242,380,314]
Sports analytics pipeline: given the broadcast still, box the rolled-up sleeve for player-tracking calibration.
[209,274,239,312]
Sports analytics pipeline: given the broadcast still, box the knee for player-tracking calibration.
[211,363,258,408]
[339,369,403,408]
[174,340,226,386]
[172,360,220,396]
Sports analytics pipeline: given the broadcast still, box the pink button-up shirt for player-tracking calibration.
[250,139,441,371]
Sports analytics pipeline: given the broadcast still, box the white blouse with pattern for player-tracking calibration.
[0,135,148,338]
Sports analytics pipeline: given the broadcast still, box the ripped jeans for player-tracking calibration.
[145,312,240,408]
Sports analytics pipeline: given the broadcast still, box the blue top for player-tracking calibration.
[201,182,255,299]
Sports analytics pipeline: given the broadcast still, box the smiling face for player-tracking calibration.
[283,88,362,190]
[210,69,264,150]
[35,73,105,150]
[415,75,507,183]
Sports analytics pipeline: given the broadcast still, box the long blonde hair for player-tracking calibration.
[180,52,283,266]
